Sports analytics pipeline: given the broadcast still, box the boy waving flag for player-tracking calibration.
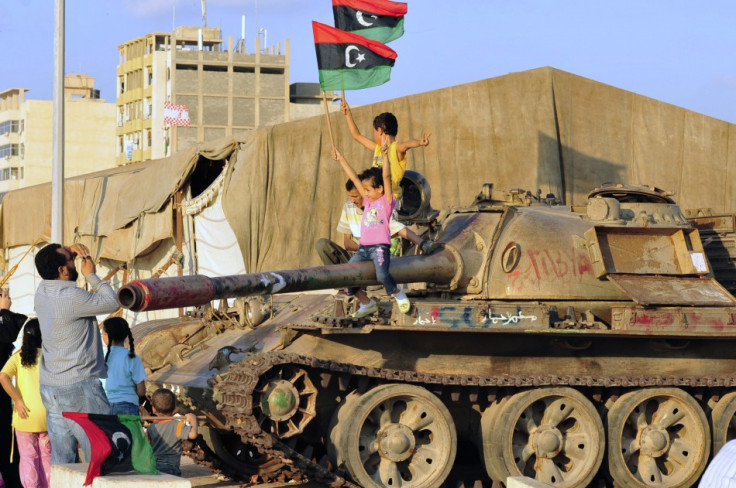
[313,21,397,91]
[332,0,407,43]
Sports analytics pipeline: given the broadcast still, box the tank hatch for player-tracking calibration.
[584,218,736,306]
[588,183,675,203]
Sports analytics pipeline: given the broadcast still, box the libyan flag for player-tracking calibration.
[63,412,158,485]
[313,21,397,91]
[333,0,407,43]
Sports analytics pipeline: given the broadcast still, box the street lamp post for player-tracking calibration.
[51,0,65,243]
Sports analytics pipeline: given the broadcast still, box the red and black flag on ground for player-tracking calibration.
[313,21,397,91]
[63,412,157,485]
[332,0,407,43]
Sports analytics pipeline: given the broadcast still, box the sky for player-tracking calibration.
[0,0,734,123]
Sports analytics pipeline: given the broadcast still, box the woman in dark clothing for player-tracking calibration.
[0,288,27,487]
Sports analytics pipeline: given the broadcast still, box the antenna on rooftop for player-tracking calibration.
[201,0,207,27]
[258,28,267,53]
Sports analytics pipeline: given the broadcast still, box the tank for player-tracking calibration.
[123,181,736,488]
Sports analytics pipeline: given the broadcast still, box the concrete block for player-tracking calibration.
[51,463,191,488]
[506,476,554,488]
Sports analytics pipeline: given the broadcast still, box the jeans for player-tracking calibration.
[40,377,112,464]
[111,402,140,416]
[157,462,181,477]
[348,244,397,295]
[16,430,51,488]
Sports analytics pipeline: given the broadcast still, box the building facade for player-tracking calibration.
[0,76,116,195]
[116,27,329,165]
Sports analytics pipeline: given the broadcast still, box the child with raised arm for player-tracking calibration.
[147,388,198,476]
[101,317,146,416]
[341,98,430,205]
[332,135,411,318]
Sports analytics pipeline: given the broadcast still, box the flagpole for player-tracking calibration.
[321,91,336,151]
[139,416,207,421]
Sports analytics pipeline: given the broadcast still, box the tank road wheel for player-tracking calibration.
[330,384,457,488]
[607,388,710,487]
[484,387,605,487]
[479,396,510,482]
[711,391,736,455]
[254,366,317,438]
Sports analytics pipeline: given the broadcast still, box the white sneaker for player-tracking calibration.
[353,300,378,318]
[393,289,411,314]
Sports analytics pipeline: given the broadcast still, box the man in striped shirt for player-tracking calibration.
[34,243,120,464]
[701,440,736,485]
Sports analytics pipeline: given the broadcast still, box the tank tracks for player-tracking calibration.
[215,351,736,487]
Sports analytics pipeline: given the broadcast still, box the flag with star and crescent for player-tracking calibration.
[313,20,397,91]
[332,0,407,43]
[63,412,158,485]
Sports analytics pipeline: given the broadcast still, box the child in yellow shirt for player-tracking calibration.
[0,319,50,488]
[341,97,430,204]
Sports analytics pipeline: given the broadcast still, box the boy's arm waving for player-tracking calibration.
[341,99,376,151]
[396,132,431,160]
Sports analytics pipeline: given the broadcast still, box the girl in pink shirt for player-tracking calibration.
[332,135,411,318]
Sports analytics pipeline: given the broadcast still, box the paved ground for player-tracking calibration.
[182,456,322,488]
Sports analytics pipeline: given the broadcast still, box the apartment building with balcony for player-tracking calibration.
[116,26,329,165]
[0,76,116,195]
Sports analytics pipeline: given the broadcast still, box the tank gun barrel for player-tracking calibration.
[118,250,458,312]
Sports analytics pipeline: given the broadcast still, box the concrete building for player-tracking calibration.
[0,75,116,195]
[116,26,331,165]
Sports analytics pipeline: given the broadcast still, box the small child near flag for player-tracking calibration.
[146,388,198,476]
[332,137,412,317]
[341,97,430,206]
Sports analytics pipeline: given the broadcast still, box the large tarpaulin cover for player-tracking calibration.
[0,138,239,262]
[3,68,736,273]
[221,67,736,272]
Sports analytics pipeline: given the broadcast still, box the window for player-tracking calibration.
[0,144,20,159]
[0,120,20,137]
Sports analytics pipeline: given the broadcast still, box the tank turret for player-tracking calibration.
[121,182,725,315]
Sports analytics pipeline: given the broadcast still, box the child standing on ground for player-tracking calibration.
[146,388,198,476]
[0,319,51,488]
[102,317,146,416]
[341,98,430,206]
[333,135,412,318]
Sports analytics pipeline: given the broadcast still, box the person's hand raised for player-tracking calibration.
[81,256,96,277]
[420,132,432,147]
[67,243,90,259]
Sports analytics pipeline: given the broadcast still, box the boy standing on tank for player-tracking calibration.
[332,135,411,318]
[340,98,430,207]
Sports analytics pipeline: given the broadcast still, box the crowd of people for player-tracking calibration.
[0,243,195,487]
